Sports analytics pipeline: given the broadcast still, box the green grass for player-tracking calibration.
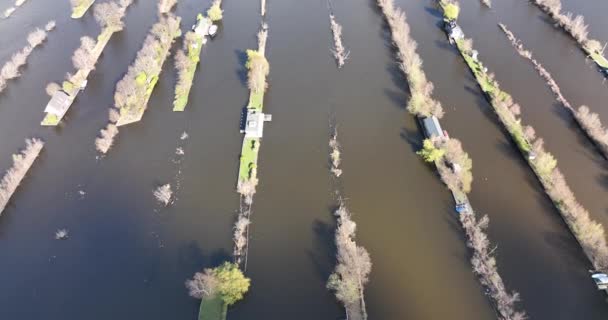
[71,0,95,19]
[248,91,264,110]
[41,113,60,126]
[173,34,204,111]
[238,138,259,182]
[198,295,227,320]
[588,50,608,69]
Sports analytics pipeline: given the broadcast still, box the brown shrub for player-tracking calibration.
[0,138,44,215]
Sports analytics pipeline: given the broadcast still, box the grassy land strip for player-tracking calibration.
[443,0,608,272]
[114,13,181,126]
[199,295,227,320]
[71,0,95,19]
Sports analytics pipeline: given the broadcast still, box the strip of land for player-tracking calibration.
[439,0,608,278]
[71,0,96,19]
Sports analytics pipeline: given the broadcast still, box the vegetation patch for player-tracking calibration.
[113,9,181,126]
[3,0,28,19]
[0,21,55,95]
[186,262,250,320]
[0,138,44,216]
[329,14,349,68]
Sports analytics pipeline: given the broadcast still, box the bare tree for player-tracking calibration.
[72,36,97,71]
[185,269,219,299]
[95,123,119,153]
[45,82,60,96]
[158,0,177,14]
[154,184,172,205]
[94,1,129,31]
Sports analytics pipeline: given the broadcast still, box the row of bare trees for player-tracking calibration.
[531,0,605,55]
[3,0,27,18]
[378,1,526,319]
[246,29,269,94]
[450,10,608,272]
[376,0,444,118]
[0,21,55,94]
[96,5,181,153]
[326,129,371,320]
[0,138,44,215]
[499,24,608,159]
[329,14,349,68]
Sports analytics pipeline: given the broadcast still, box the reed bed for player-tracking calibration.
[0,21,55,94]
[0,138,44,215]
[377,1,526,318]
[499,23,608,159]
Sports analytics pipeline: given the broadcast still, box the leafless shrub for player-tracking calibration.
[95,123,119,153]
[531,0,600,53]
[158,0,177,14]
[327,204,371,320]
[0,24,52,93]
[237,178,257,201]
[376,0,444,118]
[480,0,491,8]
[329,129,343,177]
[329,14,349,68]
[45,21,56,31]
[55,229,68,240]
[4,7,15,18]
[575,106,608,157]
[108,108,120,123]
[94,1,130,31]
[72,36,97,71]
[185,268,218,299]
[0,138,44,215]
[45,82,60,96]
[113,13,181,123]
[460,213,526,320]
[461,38,474,54]
[233,215,250,259]
[154,184,172,206]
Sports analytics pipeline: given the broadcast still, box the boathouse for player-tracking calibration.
[44,91,72,119]
[242,109,272,138]
[421,116,445,139]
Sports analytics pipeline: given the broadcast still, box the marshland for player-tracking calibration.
[2,0,608,320]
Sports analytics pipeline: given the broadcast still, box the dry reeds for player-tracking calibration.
[329,14,349,68]
[0,138,44,215]
[0,22,55,93]
[499,24,608,160]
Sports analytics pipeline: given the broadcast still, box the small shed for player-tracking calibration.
[243,109,272,138]
[44,91,72,117]
[421,116,445,139]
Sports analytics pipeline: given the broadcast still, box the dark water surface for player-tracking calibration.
[0,0,607,319]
